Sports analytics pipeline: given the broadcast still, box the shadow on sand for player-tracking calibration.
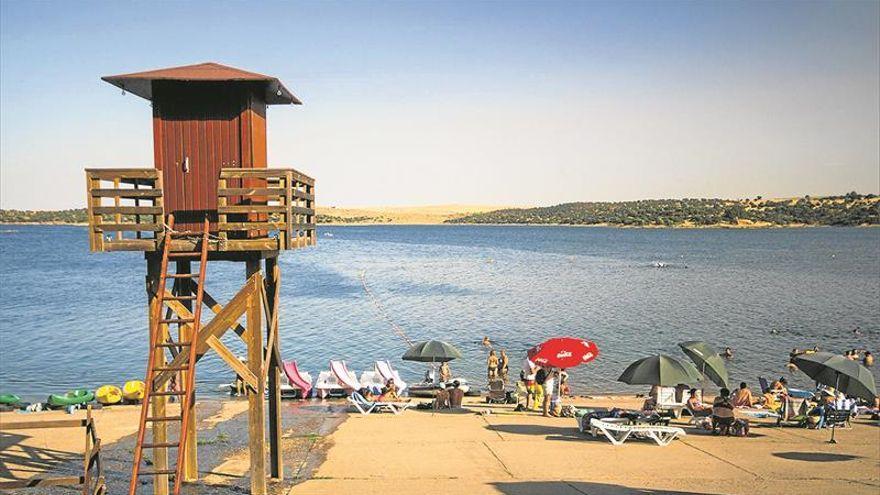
[492,481,713,494]
[772,451,860,462]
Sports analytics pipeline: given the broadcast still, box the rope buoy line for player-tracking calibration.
[360,270,414,347]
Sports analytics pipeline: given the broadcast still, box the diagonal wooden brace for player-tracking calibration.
[153,275,259,390]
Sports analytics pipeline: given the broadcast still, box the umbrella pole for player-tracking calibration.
[829,372,840,444]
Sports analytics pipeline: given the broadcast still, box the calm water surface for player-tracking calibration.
[1,225,878,400]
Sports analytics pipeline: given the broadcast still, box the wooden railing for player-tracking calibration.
[218,168,316,249]
[85,169,164,252]
[85,167,315,252]
[0,406,105,494]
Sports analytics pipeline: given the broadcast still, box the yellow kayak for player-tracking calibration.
[96,385,122,405]
[123,380,145,401]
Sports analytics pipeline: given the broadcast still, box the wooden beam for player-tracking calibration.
[176,261,198,483]
[265,258,283,481]
[91,188,162,198]
[152,276,256,390]
[205,335,259,391]
[147,256,169,495]
[246,263,267,495]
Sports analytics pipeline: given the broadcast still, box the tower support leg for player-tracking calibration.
[147,255,169,495]
[246,260,267,495]
[266,257,283,480]
[176,260,198,482]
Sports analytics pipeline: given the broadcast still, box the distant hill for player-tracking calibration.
[446,193,880,227]
[2,194,878,227]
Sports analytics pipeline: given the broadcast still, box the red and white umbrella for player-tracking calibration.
[528,337,599,369]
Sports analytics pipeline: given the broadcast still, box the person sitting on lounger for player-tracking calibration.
[434,386,450,410]
[712,388,736,435]
[439,361,452,383]
[449,380,464,408]
[687,389,712,416]
[379,379,400,402]
[770,377,789,395]
[733,382,756,407]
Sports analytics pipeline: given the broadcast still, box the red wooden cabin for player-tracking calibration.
[86,62,315,253]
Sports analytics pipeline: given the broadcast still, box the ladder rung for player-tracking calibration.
[142,442,179,449]
[154,366,189,372]
[146,416,182,422]
[138,469,176,476]
[167,273,199,279]
[159,318,195,324]
[152,390,187,396]
[168,251,202,258]
[170,230,205,236]
[164,295,197,301]
[156,341,191,348]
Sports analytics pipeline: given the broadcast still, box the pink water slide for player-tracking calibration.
[282,360,312,398]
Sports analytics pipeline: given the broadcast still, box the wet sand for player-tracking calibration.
[0,399,346,494]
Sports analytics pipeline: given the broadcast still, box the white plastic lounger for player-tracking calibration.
[589,418,685,447]
[359,370,385,391]
[375,360,408,393]
[347,392,412,415]
[314,370,345,399]
[330,360,361,392]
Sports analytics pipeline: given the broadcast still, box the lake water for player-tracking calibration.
[1,225,878,400]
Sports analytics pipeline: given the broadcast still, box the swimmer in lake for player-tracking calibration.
[722,347,733,359]
[482,336,492,349]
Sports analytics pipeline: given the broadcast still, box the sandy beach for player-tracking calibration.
[2,395,877,494]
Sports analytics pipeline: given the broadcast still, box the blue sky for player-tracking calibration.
[1,1,878,209]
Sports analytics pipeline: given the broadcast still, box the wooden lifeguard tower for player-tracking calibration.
[84,62,315,495]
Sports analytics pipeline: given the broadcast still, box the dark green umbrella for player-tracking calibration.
[679,341,730,389]
[790,352,876,444]
[402,340,462,363]
[790,352,876,401]
[618,354,703,387]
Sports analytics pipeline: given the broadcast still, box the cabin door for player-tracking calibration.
[153,85,244,231]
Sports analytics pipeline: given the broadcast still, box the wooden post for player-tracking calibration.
[146,255,169,495]
[177,260,198,482]
[246,260,266,495]
[265,257,283,480]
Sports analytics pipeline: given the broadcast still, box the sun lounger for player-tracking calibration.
[375,360,408,394]
[281,360,313,399]
[359,370,385,392]
[347,392,412,415]
[314,370,345,399]
[330,360,361,391]
[589,418,686,446]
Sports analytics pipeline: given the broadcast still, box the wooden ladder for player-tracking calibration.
[130,215,210,495]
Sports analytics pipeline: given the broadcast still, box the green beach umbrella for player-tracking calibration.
[402,340,462,363]
[790,352,876,401]
[678,341,730,389]
[618,354,703,387]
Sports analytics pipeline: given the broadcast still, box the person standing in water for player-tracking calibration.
[499,350,509,383]
[487,350,499,380]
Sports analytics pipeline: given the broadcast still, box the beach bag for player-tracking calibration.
[732,419,750,437]
[535,369,547,385]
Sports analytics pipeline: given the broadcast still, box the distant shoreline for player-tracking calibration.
[3,221,877,229]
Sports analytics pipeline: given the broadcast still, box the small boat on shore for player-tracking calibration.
[123,380,145,401]
[0,393,21,405]
[96,385,122,405]
[47,389,94,408]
